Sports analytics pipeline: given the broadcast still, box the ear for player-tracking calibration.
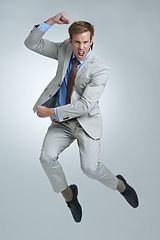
[90,38,93,46]
[69,38,72,45]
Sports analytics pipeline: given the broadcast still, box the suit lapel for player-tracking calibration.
[61,44,95,83]
[61,44,72,82]
[76,50,95,79]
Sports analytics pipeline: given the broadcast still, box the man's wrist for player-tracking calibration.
[45,18,56,26]
[49,108,56,117]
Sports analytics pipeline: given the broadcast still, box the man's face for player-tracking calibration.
[69,31,93,61]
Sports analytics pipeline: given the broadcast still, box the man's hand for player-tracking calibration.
[36,106,56,118]
[45,12,70,26]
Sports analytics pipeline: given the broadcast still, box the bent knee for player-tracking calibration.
[81,164,98,177]
[40,149,58,164]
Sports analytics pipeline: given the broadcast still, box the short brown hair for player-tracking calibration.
[68,21,94,41]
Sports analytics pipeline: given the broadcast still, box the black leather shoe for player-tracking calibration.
[116,175,139,208]
[66,184,82,223]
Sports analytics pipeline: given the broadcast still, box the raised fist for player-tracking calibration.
[46,12,70,26]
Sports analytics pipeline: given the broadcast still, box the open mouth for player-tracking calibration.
[78,51,84,59]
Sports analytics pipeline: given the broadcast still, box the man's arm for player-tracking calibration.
[36,57,110,120]
[56,64,110,122]
[24,12,69,119]
[24,12,69,59]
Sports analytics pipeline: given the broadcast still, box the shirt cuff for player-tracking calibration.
[54,108,59,120]
[37,22,51,32]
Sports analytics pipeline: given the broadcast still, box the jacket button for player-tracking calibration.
[49,95,52,97]
[58,84,61,87]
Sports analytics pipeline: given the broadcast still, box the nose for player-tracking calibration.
[79,43,84,50]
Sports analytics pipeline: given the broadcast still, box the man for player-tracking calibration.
[24,12,139,223]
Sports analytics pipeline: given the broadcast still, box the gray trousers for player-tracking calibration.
[40,119,118,193]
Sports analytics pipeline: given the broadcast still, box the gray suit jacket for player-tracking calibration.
[24,27,110,139]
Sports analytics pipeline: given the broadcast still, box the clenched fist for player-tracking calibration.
[36,105,56,118]
[45,12,70,26]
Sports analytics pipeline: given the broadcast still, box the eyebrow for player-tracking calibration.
[74,40,89,43]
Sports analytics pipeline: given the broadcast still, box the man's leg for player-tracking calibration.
[40,121,75,193]
[40,121,82,222]
[75,125,118,190]
[75,124,139,208]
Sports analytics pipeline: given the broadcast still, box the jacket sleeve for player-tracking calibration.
[56,63,110,122]
[24,26,62,60]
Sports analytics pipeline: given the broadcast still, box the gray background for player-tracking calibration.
[1,0,160,239]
